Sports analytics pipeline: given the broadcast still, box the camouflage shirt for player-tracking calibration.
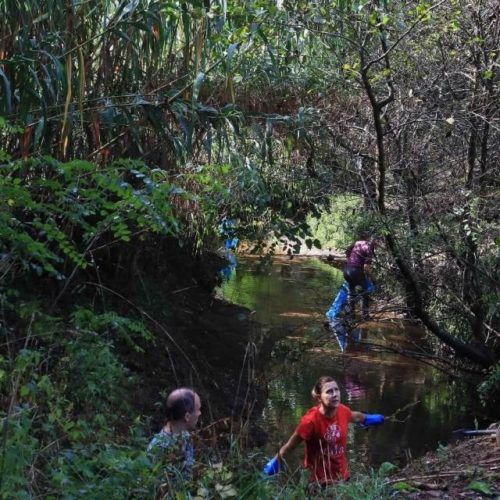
[147,429,194,476]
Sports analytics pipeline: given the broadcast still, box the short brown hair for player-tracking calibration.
[311,376,337,400]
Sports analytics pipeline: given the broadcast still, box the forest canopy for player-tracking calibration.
[1,0,497,363]
[0,0,499,495]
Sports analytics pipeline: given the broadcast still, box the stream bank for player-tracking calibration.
[102,242,265,431]
[389,429,500,498]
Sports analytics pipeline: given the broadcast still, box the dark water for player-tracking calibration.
[218,257,486,473]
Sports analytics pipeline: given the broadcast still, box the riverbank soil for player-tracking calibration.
[94,242,264,433]
[389,430,500,498]
[127,290,259,429]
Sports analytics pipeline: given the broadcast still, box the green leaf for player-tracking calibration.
[0,68,12,113]
[226,43,238,70]
[468,480,492,495]
[378,461,397,477]
[192,72,205,102]
[392,481,417,492]
[34,117,46,146]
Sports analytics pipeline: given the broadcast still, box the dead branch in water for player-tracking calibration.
[385,400,421,423]
[357,340,483,377]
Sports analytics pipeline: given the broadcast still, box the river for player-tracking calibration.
[218,256,486,474]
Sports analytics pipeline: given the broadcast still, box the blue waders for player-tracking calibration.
[325,279,375,351]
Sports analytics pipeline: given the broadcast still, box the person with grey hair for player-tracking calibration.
[147,387,202,477]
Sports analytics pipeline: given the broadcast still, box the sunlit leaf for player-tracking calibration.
[468,481,492,495]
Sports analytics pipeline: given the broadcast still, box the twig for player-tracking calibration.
[357,340,474,377]
[83,282,197,381]
[363,0,448,72]
[478,457,500,465]
[51,223,111,309]
[170,286,197,295]
[388,471,467,484]
[385,400,421,423]
[87,131,127,158]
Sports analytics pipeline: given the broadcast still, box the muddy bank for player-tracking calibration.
[99,241,264,432]
[129,292,261,430]
[389,428,500,498]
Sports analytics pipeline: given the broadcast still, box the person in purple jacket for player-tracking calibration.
[343,233,379,320]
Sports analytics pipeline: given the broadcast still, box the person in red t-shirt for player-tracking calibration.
[263,376,384,485]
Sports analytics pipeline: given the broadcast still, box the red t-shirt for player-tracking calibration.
[295,404,352,484]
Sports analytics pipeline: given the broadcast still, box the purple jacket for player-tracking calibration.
[346,240,375,268]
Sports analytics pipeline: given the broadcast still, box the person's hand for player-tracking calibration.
[263,456,280,475]
[362,414,384,427]
[364,263,373,276]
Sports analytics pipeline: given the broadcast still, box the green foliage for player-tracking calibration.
[72,308,154,352]
[0,304,157,497]
[307,195,380,251]
[391,481,418,493]
[434,442,450,468]
[62,333,132,416]
[467,480,493,496]
[145,449,394,500]
[377,462,398,478]
[2,405,158,498]
[323,462,393,499]
[0,409,40,497]
[478,363,500,410]
[0,156,183,280]
[48,441,158,498]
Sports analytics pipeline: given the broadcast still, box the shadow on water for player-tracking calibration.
[218,256,486,471]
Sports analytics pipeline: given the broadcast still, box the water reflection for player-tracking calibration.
[218,257,486,470]
[327,321,363,352]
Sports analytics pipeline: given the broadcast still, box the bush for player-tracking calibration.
[307,195,380,251]
[478,363,500,412]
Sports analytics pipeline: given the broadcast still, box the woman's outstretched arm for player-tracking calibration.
[351,411,366,423]
[263,432,303,475]
[279,432,303,458]
[351,411,385,426]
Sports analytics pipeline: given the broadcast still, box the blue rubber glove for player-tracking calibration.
[263,456,280,475]
[365,278,377,293]
[362,414,384,427]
